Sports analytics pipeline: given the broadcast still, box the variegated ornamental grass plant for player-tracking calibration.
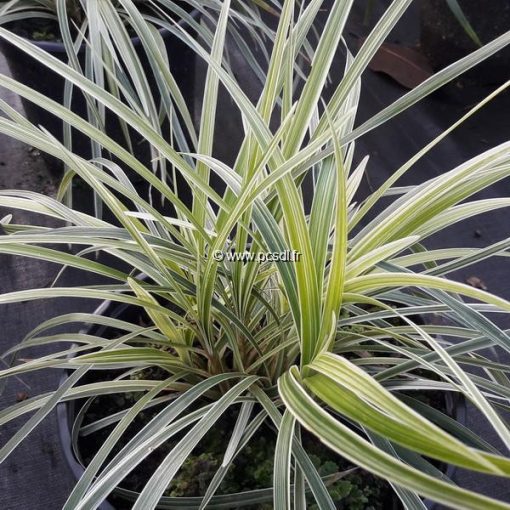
[1,0,510,508]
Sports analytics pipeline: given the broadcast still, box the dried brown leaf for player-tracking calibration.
[363,41,434,89]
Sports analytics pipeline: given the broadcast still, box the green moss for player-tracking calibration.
[167,453,220,497]
[160,421,389,509]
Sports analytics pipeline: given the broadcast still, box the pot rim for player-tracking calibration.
[16,8,200,54]
[56,298,116,510]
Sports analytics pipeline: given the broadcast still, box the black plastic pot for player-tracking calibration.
[0,13,198,173]
[420,0,510,86]
[57,297,468,510]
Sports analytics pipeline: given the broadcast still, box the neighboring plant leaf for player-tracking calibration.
[446,0,483,47]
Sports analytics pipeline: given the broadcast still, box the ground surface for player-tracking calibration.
[0,51,78,508]
[1,2,510,509]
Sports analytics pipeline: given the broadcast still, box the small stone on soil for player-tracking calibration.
[466,276,488,291]
[16,391,29,402]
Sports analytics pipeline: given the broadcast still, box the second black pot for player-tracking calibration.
[0,13,198,173]
[420,0,510,86]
